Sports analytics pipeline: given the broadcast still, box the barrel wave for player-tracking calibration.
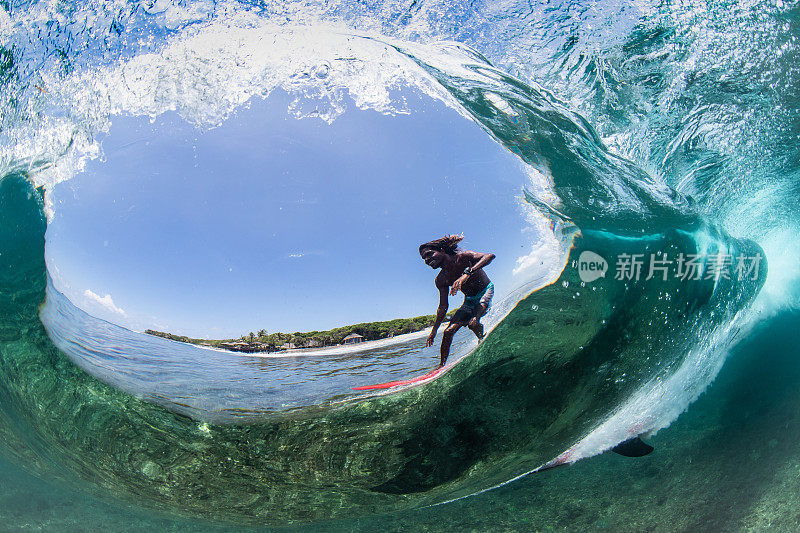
[0,0,795,527]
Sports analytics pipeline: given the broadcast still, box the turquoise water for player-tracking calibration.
[1,0,798,528]
[3,310,800,531]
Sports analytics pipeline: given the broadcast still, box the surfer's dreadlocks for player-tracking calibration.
[419,234,465,256]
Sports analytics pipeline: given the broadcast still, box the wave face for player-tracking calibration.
[0,0,795,524]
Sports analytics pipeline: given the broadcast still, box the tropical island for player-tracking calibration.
[144,313,445,353]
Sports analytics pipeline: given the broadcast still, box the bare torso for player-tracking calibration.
[435,250,491,296]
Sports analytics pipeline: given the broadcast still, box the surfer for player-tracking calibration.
[419,234,495,368]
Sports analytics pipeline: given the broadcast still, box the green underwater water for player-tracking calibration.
[2,309,799,532]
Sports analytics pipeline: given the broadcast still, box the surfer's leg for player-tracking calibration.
[468,304,487,340]
[440,322,461,367]
[468,316,484,340]
[469,284,492,342]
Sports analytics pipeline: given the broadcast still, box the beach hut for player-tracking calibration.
[342,333,364,345]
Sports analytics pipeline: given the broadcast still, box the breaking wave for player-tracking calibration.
[1,0,797,524]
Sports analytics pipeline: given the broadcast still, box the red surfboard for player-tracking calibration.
[351,366,446,391]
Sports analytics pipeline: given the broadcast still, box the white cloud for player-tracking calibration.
[286,250,324,259]
[84,289,127,317]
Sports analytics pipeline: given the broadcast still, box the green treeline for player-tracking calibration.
[145,313,442,353]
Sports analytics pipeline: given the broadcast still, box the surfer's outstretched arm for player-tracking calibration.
[426,281,449,347]
[450,251,495,295]
[469,251,495,273]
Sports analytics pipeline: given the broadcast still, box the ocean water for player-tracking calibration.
[1,0,799,529]
[2,310,800,531]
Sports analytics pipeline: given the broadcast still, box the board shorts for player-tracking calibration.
[451,282,494,326]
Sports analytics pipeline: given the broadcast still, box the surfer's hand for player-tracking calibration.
[450,275,467,296]
[426,333,435,347]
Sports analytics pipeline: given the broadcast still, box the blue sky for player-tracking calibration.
[45,88,536,338]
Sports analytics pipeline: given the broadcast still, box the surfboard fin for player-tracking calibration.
[611,436,654,458]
